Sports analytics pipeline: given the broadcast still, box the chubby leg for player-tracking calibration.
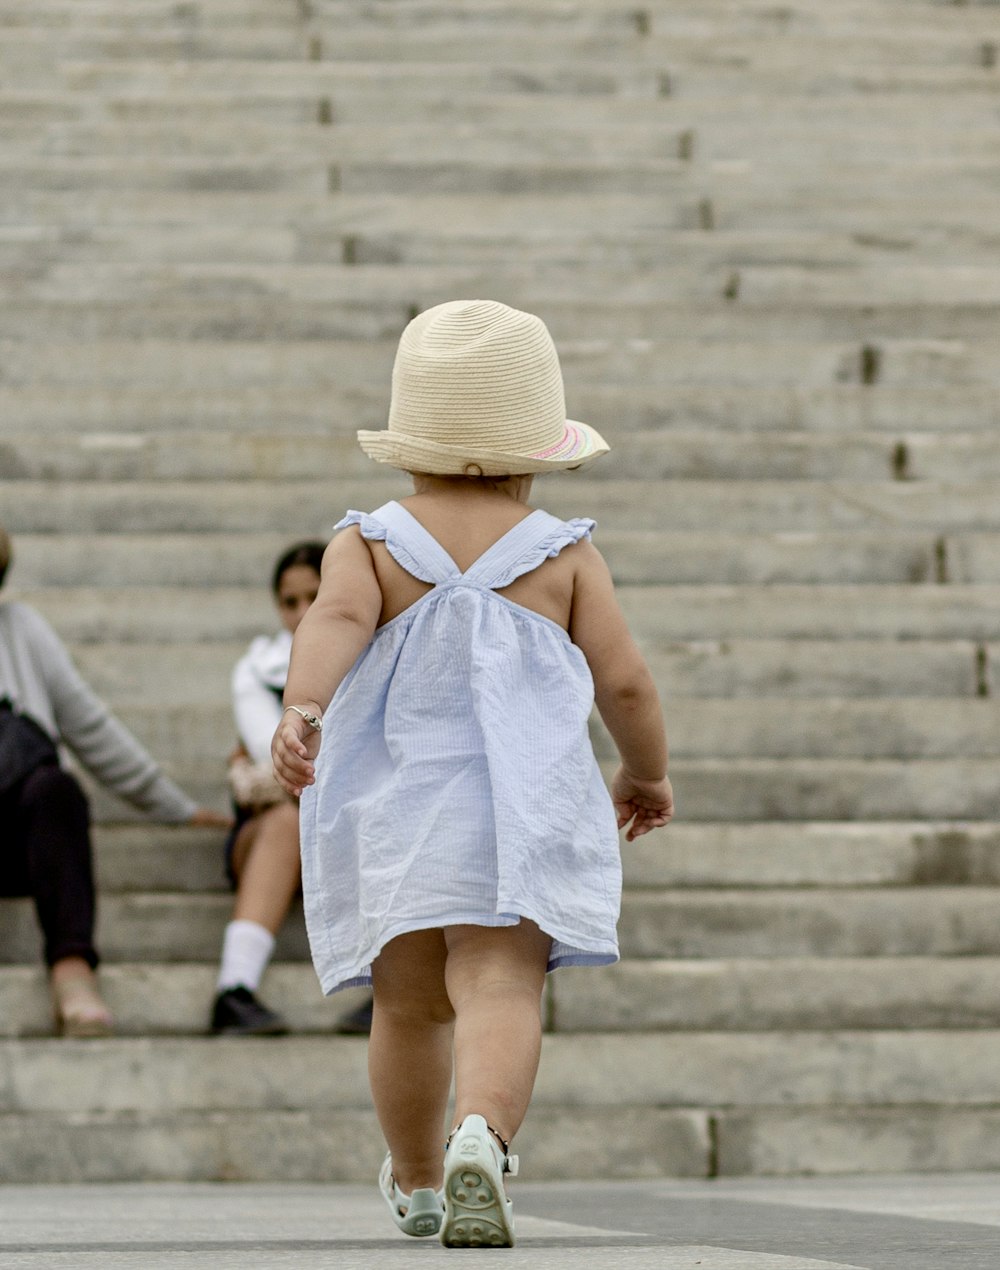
[445,919,552,1145]
[231,801,301,934]
[369,929,455,1196]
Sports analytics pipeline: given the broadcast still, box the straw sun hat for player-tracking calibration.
[357,299,610,477]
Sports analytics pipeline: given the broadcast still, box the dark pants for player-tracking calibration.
[0,765,99,968]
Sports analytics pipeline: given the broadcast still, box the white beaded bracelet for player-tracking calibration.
[284,705,323,732]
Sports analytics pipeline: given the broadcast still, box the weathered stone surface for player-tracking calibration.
[550,957,1000,1031]
[9,477,1000,540]
[715,1108,1000,1177]
[20,584,1000,644]
[621,822,1000,887]
[2,0,998,1185]
[88,821,1000,893]
[7,527,949,586]
[3,1031,999,1115]
[63,637,981,705]
[0,1105,711,1182]
[619,889,1000,958]
[0,964,370,1038]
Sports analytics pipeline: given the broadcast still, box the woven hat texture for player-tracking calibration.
[357,300,609,476]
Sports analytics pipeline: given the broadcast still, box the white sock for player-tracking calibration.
[217,920,276,993]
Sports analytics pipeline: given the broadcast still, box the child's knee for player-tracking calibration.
[375,985,455,1027]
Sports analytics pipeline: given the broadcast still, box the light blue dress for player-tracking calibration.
[299,500,622,995]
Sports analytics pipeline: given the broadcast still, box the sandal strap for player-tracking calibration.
[487,1124,519,1175]
[486,1123,510,1156]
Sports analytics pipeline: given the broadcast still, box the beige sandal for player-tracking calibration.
[51,972,114,1038]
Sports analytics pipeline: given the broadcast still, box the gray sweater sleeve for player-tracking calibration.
[29,607,198,822]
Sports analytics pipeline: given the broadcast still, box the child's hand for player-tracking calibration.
[611,768,674,841]
[271,710,323,797]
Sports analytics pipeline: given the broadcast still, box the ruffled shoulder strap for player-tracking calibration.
[464,511,595,590]
[334,502,460,585]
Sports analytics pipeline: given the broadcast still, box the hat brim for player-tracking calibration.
[356,419,610,477]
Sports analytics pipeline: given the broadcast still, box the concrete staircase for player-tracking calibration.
[2,0,1000,1180]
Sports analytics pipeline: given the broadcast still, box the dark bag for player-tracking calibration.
[0,698,60,796]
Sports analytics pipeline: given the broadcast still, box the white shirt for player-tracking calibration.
[232,629,291,766]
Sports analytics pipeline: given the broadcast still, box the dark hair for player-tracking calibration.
[271,541,325,594]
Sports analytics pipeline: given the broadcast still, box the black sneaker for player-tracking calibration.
[336,994,373,1035]
[210,985,288,1036]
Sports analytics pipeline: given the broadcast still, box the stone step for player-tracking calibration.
[20,584,1000,645]
[0,338,993,397]
[0,0,305,23]
[622,822,1000,888]
[6,57,998,101]
[32,683,998,764]
[4,1100,1000,1181]
[7,479,1000,535]
[8,885,1000,964]
[7,120,1000,167]
[3,89,998,138]
[3,293,999,348]
[4,383,996,434]
[2,186,997,241]
[65,637,986,706]
[3,1031,1000,1115]
[4,26,996,64]
[2,213,998,265]
[0,1101,705,1180]
[555,957,1000,1032]
[713,1106,1000,1177]
[4,527,969,586]
[0,29,308,62]
[90,821,1000,893]
[59,698,1000,765]
[620,888,1000,958]
[4,956,1000,1038]
[12,260,1000,310]
[6,430,1000,483]
[0,965,372,1039]
[603,698,1000,761]
[660,759,1000,823]
[8,335,998,389]
[0,894,310,965]
[5,0,999,32]
[1,1098,998,1181]
[7,167,991,217]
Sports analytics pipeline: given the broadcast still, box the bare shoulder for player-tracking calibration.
[564,535,608,573]
[322,523,377,571]
[565,536,616,595]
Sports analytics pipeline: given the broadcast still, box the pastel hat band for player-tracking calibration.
[530,422,590,462]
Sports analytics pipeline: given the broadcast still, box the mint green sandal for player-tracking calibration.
[440,1114,518,1248]
[378,1153,444,1238]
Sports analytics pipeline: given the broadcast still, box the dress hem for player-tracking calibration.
[314,909,619,997]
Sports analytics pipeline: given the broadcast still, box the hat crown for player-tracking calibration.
[388,300,567,454]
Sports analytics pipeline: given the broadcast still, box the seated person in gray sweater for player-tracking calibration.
[0,525,227,1037]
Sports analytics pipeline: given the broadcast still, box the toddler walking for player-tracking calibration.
[272,300,673,1247]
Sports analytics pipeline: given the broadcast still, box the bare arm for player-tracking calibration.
[271,527,382,796]
[569,540,673,839]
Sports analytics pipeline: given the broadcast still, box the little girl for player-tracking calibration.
[272,300,673,1248]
